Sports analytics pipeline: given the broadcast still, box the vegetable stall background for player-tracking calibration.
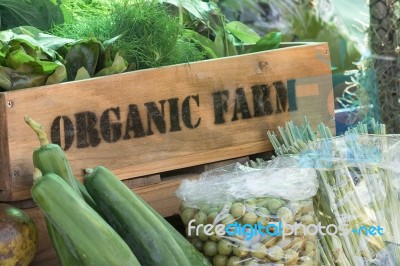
[1,0,397,135]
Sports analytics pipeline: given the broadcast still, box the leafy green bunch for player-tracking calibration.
[0,26,127,91]
[161,0,282,59]
[51,0,205,70]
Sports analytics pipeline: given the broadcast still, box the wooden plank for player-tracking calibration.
[204,156,249,171]
[123,174,161,188]
[0,93,11,200]
[0,43,334,201]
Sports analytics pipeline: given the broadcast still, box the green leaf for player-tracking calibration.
[226,21,260,44]
[6,47,59,74]
[214,33,225,57]
[34,33,77,52]
[226,34,238,56]
[185,29,219,59]
[103,35,122,50]
[46,63,67,85]
[0,0,64,31]
[0,0,46,30]
[12,72,48,89]
[65,41,101,80]
[0,67,12,91]
[95,53,127,77]
[0,27,64,60]
[250,32,282,53]
[74,67,91,81]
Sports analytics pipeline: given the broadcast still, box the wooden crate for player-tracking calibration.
[0,42,334,201]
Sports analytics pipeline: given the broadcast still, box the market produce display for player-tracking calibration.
[0,0,281,92]
[0,203,38,266]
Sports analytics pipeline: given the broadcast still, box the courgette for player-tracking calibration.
[25,116,85,265]
[84,166,211,266]
[25,116,82,197]
[32,170,140,266]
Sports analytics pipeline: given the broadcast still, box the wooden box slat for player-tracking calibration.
[0,42,335,201]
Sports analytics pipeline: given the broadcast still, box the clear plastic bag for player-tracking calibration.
[176,157,320,265]
[299,134,400,266]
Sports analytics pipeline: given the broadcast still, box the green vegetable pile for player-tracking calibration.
[0,0,282,92]
[25,115,211,265]
[180,197,318,265]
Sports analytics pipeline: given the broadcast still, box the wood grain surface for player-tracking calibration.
[0,43,334,201]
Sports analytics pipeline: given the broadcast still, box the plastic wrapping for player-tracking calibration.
[299,134,400,266]
[176,157,320,265]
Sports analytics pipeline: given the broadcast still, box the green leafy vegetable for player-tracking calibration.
[250,32,282,53]
[226,21,260,44]
[64,41,100,80]
[0,0,65,31]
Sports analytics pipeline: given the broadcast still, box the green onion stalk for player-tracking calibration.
[267,117,393,265]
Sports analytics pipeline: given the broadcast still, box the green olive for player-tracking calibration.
[198,226,210,241]
[221,214,236,225]
[267,199,285,214]
[207,211,219,224]
[213,254,228,266]
[242,212,258,225]
[209,227,223,241]
[257,216,268,227]
[227,256,241,266]
[244,198,257,206]
[194,211,207,226]
[233,245,249,258]
[204,206,220,215]
[217,239,233,256]
[191,237,204,251]
[255,207,270,218]
[181,208,197,225]
[203,241,218,257]
[256,198,270,208]
[284,249,299,264]
[276,207,294,223]
[250,242,267,259]
[265,246,284,262]
[230,203,245,218]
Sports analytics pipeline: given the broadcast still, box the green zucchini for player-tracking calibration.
[25,116,85,265]
[84,166,211,266]
[25,116,82,197]
[136,196,213,264]
[32,170,140,266]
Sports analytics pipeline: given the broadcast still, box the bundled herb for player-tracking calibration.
[51,0,204,70]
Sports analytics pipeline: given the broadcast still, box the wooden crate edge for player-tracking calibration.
[0,93,11,200]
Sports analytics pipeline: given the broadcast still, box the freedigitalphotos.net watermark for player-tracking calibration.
[187,219,384,241]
